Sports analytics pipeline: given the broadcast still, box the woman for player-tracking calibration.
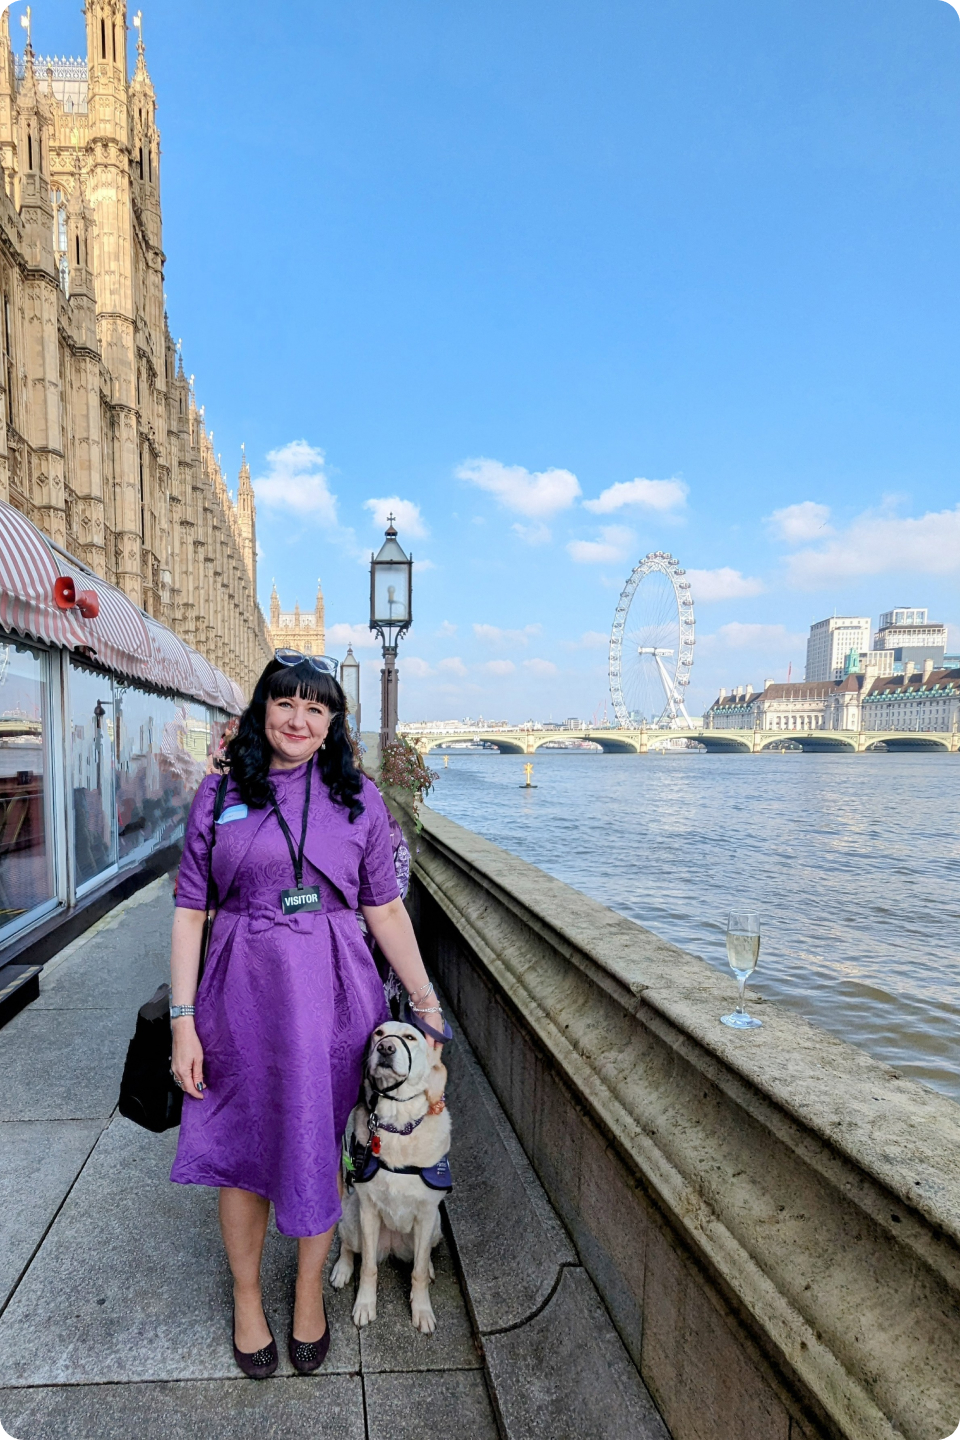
[169,652,444,1378]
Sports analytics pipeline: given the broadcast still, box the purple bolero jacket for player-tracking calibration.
[175,769,401,915]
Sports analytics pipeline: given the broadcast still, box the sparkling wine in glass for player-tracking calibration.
[720,909,762,1029]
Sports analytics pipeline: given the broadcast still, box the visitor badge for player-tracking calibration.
[280,886,323,915]
[216,804,248,825]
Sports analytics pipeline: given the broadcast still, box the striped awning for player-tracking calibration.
[143,614,199,697]
[188,647,226,708]
[0,499,88,650]
[0,499,244,716]
[55,559,153,684]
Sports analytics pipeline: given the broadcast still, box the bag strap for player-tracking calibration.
[198,773,230,983]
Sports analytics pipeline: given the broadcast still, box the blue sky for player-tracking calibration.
[37,0,960,720]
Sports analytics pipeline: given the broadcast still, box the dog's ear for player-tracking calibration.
[425,1053,447,1107]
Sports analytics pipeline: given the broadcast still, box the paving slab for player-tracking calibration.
[364,1368,498,1440]
[0,1375,366,1440]
[0,1117,360,1384]
[441,990,576,1332]
[483,1267,670,1440]
[355,1241,482,1374]
[0,1006,138,1122]
[31,893,172,1012]
[0,1120,102,1305]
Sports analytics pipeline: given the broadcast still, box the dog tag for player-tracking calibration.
[371,1134,381,1156]
[280,887,323,915]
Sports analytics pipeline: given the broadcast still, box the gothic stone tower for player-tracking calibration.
[0,4,270,695]
[267,580,326,657]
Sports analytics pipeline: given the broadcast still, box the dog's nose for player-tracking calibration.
[376,1039,397,1058]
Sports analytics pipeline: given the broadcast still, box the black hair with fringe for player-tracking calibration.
[225,659,365,821]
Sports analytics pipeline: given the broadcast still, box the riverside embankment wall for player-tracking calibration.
[390,796,960,1440]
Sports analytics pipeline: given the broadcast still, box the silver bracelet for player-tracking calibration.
[170,1004,195,1019]
[409,980,435,1001]
[412,1005,442,1014]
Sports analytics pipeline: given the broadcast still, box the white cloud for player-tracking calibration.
[364,496,428,539]
[567,526,635,565]
[523,658,558,677]
[437,656,468,677]
[708,622,806,650]
[472,623,542,647]
[326,622,380,650]
[766,501,833,544]
[583,478,688,514]
[687,567,765,602]
[484,659,516,676]
[436,620,457,637]
[402,656,434,678]
[512,521,552,546]
[456,457,581,518]
[784,504,960,588]
[254,440,337,522]
[563,630,609,651]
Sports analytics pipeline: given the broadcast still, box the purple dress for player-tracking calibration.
[170,764,397,1236]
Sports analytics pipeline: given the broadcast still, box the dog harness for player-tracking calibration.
[347,1132,453,1191]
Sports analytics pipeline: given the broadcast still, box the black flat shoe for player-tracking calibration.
[289,1321,331,1375]
[232,1309,278,1379]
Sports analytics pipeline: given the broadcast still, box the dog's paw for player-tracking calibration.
[353,1288,378,1328]
[331,1253,353,1290]
[411,1297,437,1334]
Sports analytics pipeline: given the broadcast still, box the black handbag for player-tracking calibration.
[118,773,229,1132]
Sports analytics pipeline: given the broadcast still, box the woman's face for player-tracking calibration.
[264,691,333,770]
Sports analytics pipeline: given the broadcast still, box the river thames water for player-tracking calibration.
[426,749,960,1102]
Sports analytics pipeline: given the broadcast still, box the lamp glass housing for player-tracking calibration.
[370,529,412,646]
[340,648,360,711]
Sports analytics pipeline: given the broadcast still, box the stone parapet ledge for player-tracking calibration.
[391,794,960,1440]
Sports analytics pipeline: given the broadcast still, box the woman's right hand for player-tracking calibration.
[171,1018,205,1099]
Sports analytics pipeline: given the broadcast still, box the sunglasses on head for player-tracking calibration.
[274,649,340,678]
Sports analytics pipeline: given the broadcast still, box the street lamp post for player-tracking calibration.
[369,516,412,753]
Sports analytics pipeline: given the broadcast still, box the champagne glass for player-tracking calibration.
[720,909,762,1029]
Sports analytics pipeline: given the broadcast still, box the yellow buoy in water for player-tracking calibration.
[520,762,537,789]
[444,755,449,767]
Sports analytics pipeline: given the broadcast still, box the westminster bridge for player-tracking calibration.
[403,723,960,754]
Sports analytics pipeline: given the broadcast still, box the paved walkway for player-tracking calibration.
[0,880,495,1440]
[0,877,669,1440]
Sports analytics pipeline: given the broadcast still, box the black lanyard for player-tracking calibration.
[271,757,313,892]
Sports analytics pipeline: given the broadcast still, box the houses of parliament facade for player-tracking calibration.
[0,2,270,693]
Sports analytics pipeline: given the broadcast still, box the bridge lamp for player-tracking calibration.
[370,515,413,752]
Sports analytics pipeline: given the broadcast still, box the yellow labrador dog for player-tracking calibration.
[332,1020,452,1333]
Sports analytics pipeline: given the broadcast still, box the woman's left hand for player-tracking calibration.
[411,1002,445,1051]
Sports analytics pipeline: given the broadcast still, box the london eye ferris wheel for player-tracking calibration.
[608,552,695,728]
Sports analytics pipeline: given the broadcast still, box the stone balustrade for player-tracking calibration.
[391,794,960,1440]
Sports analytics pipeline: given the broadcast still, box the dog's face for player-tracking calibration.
[365,1021,445,1104]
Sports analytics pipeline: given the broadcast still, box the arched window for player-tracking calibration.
[26,132,32,170]
[138,146,143,179]
[101,18,107,58]
[112,24,117,62]
[75,235,80,263]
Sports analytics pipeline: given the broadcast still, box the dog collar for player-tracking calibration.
[369,1112,425,1137]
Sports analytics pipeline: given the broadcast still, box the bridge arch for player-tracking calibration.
[870,735,950,752]
[698,735,752,753]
